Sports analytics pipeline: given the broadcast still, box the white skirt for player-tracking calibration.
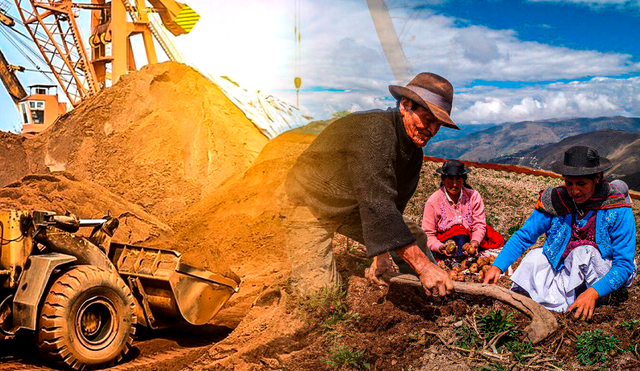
[510,245,636,312]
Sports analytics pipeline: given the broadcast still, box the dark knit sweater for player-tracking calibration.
[284,108,423,257]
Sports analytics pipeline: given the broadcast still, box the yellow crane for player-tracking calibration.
[12,0,200,107]
[1,6,67,134]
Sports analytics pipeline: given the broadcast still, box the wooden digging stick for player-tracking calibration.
[390,274,558,344]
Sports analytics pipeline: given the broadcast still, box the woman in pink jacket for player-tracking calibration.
[422,160,501,260]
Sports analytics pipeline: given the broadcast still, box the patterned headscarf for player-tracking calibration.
[535,181,630,217]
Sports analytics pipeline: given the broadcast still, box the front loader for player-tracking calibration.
[0,209,240,370]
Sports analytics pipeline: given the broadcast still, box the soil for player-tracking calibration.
[1,62,639,371]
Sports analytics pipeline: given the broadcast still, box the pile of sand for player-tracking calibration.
[0,132,32,186]
[0,61,277,284]
[0,172,172,244]
[11,62,269,219]
[158,132,315,323]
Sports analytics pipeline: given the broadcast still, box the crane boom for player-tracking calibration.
[366,0,413,84]
[13,0,99,106]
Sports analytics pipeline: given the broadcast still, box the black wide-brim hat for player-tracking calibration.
[436,159,471,176]
[389,72,459,130]
[550,145,612,176]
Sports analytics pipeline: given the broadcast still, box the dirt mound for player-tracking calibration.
[0,131,32,187]
[158,132,315,322]
[21,62,268,218]
[0,172,172,244]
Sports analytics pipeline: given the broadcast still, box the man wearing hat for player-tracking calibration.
[484,146,636,320]
[283,72,458,298]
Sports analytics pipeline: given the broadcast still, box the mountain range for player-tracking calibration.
[423,116,640,162]
[491,130,640,190]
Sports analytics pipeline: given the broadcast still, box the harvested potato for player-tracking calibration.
[449,270,458,280]
[444,240,457,255]
[460,259,470,270]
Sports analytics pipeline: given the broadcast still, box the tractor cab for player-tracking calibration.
[19,85,67,135]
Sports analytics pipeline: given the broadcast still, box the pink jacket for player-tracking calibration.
[422,187,487,252]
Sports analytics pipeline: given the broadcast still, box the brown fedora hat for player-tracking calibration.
[389,72,459,130]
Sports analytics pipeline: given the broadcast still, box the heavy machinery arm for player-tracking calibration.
[146,0,199,36]
[0,48,27,105]
[0,10,14,26]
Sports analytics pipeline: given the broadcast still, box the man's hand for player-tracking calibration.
[365,252,392,286]
[566,287,599,321]
[396,243,453,297]
[417,262,455,297]
[482,265,502,284]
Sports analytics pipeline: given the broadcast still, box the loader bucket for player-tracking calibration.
[109,243,240,327]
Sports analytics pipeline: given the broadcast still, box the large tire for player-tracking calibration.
[37,265,137,370]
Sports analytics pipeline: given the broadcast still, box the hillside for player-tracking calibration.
[424,116,640,162]
[491,130,640,190]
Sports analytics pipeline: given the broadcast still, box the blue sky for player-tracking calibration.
[0,0,639,132]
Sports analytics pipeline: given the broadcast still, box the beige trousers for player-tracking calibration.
[280,196,434,297]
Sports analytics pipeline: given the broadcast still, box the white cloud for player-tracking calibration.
[453,76,639,124]
[397,13,639,82]
[527,0,640,10]
[291,4,640,122]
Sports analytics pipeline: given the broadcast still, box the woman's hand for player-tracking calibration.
[482,265,502,284]
[439,240,456,257]
[566,287,599,321]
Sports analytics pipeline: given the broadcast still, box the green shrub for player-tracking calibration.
[324,345,370,370]
[575,329,620,366]
[620,319,640,330]
[505,340,533,363]
[455,324,481,349]
[477,310,520,349]
[300,285,345,315]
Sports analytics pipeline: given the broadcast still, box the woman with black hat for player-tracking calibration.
[422,160,503,261]
[484,146,636,321]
